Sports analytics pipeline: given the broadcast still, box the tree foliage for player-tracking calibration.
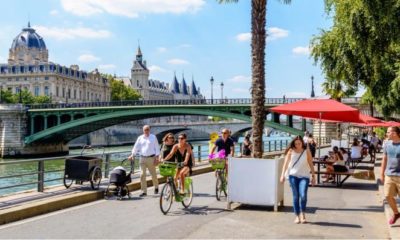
[311,0,400,117]
[0,90,51,104]
[102,74,141,101]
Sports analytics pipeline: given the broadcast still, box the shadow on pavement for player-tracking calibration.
[167,205,229,216]
[312,205,383,213]
[309,221,362,228]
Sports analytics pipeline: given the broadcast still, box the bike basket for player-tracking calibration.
[209,159,226,170]
[159,163,176,177]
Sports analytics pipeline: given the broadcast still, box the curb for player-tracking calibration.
[0,164,213,225]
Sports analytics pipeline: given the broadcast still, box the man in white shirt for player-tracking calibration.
[128,125,160,197]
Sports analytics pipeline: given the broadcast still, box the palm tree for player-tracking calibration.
[218,0,291,158]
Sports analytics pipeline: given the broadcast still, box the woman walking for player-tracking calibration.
[280,136,316,224]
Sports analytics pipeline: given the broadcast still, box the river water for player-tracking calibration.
[0,136,291,196]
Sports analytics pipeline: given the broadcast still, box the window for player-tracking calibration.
[34,86,40,96]
[62,88,65,98]
[44,86,49,96]
[56,87,59,97]
[44,76,49,80]
[16,87,21,94]
[74,89,76,99]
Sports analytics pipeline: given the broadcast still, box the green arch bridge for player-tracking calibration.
[24,98,347,145]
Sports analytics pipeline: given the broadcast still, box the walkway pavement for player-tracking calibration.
[0,163,392,238]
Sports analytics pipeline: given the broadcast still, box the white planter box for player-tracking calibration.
[227,157,284,211]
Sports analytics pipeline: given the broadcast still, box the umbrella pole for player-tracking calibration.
[318,112,322,159]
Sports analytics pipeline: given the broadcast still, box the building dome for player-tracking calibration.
[11,22,46,50]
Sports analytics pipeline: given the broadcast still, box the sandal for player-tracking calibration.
[389,213,400,225]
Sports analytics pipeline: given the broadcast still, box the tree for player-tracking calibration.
[311,0,400,118]
[34,95,52,104]
[110,78,141,101]
[218,0,291,158]
[102,74,141,101]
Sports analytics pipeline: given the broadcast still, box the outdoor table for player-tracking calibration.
[313,159,335,184]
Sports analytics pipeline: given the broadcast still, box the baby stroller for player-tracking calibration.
[104,159,132,200]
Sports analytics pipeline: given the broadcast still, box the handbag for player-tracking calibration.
[285,150,305,179]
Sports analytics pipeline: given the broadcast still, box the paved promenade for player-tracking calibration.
[0,169,391,239]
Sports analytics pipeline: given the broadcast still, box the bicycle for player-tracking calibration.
[159,162,193,215]
[210,158,227,201]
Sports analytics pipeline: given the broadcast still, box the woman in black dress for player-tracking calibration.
[162,133,192,194]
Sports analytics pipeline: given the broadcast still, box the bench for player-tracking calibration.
[317,169,355,187]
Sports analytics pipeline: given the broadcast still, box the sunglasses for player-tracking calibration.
[222,132,228,134]
[178,137,185,140]
[168,136,174,139]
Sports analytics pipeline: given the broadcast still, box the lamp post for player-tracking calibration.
[220,81,224,100]
[19,85,22,103]
[210,76,214,104]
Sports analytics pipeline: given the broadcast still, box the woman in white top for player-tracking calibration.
[350,138,363,159]
[280,136,316,224]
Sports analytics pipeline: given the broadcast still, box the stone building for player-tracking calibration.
[0,23,111,103]
[129,46,203,100]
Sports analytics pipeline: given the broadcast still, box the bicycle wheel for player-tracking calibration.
[160,183,173,215]
[90,167,102,190]
[63,175,73,189]
[216,171,223,201]
[221,171,228,197]
[182,181,193,208]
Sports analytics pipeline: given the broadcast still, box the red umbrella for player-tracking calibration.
[358,113,382,123]
[270,99,361,158]
[270,99,360,122]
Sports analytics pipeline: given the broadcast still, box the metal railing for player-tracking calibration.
[0,138,334,196]
[25,98,307,110]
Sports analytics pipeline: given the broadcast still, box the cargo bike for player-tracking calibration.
[63,145,104,190]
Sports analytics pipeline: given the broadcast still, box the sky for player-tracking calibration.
[0,0,337,99]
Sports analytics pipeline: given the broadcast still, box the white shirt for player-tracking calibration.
[350,146,362,158]
[288,150,310,178]
[131,134,160,157]
[370,136,379,147]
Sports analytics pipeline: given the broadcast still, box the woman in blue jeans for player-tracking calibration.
[280,136,316,224]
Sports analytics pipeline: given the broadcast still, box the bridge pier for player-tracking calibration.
[272,113,280,124]
[286,115,293,128]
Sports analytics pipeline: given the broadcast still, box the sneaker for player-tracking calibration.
[139,192,147,197]
[389,213,400,225]
[154,188,159,194]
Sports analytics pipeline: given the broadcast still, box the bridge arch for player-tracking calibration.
[25,107,303,144]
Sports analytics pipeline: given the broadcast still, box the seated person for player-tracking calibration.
[323,146,348,182]
[350,138,363,159]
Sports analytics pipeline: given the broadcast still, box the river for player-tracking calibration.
[0,136,291,196]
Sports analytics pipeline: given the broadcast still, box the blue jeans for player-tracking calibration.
[288,175,310,215]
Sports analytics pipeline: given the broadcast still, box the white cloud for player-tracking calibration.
[157,47,167,53]
[285,92,307,98]
[33,25,112,40]
[148,65,167,73]
[292,46,310,56]
[78,54,101,63]
[232,88,250,94]
[50,10,59,15]
[236,33,251,42]
[236,27,288,42]
[229,75,251,83]
[167,58,189,65]
[98,64,116,70]
[61,0,205,18]
[178,44,191,48]
[267,27,289,41]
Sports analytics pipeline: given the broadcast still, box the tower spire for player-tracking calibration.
[311,75,315,98]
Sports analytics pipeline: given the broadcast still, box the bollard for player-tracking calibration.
[198,145,201,162]
[104,154,110,177]
[37,161,44,192]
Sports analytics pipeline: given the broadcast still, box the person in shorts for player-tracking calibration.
[381,126,400,225]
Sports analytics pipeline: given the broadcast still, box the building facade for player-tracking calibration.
[0,23,111,103]
[129,46,203,101]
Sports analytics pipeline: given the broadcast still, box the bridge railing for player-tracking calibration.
[25,98,306,110]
